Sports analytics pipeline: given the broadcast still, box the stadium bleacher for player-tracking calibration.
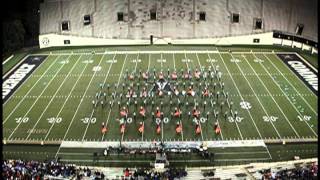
[40,0,318,41]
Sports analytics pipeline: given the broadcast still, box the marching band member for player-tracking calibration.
[173,86,179,96]
[139,106,146,117]
[126,87,134,98]
[120,107,128,117]
[101,122,107,134]
[128,74,134,81]
[195,122,201,135]
[171,71,178,80]
[173,107,182,118]
[156,124,161,134]
[158,89,164,97]
[138,122,144,134]
[184,71,190,79]
[142,71,149,80]
[187,86,195,96]
[202,87,209,97]
[194,69,201,79]
[214,122,221,134]
[159,71,164,80]
[192,107,200,118]
[175,122,182,134]
[155,107,161,118]
[119,118,125,134]
[141,87,148,97]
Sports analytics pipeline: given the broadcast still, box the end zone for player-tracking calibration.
[2,55,48,103]
[277,53,318,95]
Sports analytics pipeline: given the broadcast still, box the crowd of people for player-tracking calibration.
[125,167,188,180]
[2,159,76,179]
[2,159,105,179]
[261,162,318,179]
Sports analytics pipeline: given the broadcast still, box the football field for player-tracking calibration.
[2,47,318,164]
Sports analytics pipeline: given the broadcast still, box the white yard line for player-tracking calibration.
[3,55,30,79]
[184,50,189,70]
[32,51,297,56]
[147,53,151,72]
[101,54,128,141]
[7,55,69,140]
[257,54,318,137]
[10,92,313,99]
[25,55,83,140]
[160,52,163,70]
[43,55,93,141]
[141,121,145,141]
[173,53,176,70]
[196,52,224,140]
[161,120,164,141]
[81,53,116,141]
[241,53,300,138]
[262,53,317,114]
[198,121,204,141]
[142,53,151,142]
[268,52,317,97]
[172,53,184,141]
[3,55,14,65]
[3,55,60,123]
[294,52,318,72]
[213,52,245,140]
[229,53,285,139]
[54,53,105,158]
[121,53,139,142]
[211,52,247,139]
[186,53,204,141]
[180,120,184,141]
[81,109,96,141]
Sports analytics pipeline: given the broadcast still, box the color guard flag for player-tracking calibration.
[138,122,144,133]
[156,125,161,134]
[120,124,125,134]
[196,125,201,134]
[174,108,181,117]
[176,124,182,134]
[139,107,146,117]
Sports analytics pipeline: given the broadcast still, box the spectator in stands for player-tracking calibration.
[2,159,106,180]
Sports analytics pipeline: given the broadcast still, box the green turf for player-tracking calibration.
[2,46,317,166]
[2,52,29,75]
[3,143,317,167]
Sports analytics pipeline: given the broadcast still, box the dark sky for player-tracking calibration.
[2,0,41,50]
[2,0,39,21]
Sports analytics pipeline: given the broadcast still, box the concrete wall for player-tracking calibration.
[39,32,274,48]
[40,0,318,42]
[38,32,317,55]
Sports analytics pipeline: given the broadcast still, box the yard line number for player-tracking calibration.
[230,58,241,63]
[131,59,141,63]
[15,117,29,123]
[263,116,278,122]
[240,101,251,109]
[81,117,96,124]
[206,59,217,63]
[192,117,208,124]
[298,115,311,121]
[157,59,166,63]
[228,116,243,123]
[47,117,62,124]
